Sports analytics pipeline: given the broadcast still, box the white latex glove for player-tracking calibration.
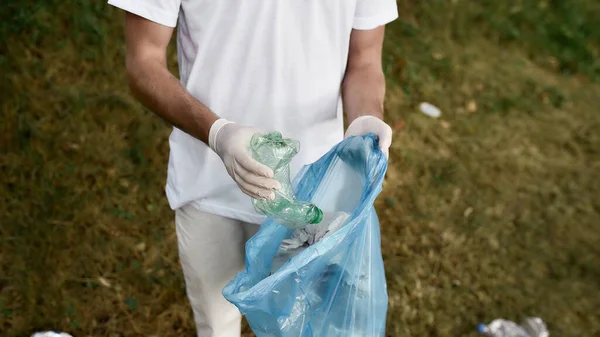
[344,115,393,157]
[208,118,281,200]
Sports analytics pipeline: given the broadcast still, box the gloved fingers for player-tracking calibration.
[238,185,268,200]
[236,152,275,178]
[235,161,282,191]
[381,147,390,158]
[235,179,273,200]
[344,115,374,138]
[345,115,392,157]
[232,167,276,200]
[377,126,392,158]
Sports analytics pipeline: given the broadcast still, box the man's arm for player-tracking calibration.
[342,26,392,157]
[123,13,279,199]
[124,13,218,144]
[342,26,387,124]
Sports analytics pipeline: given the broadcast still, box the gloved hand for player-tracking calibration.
[209,119,281,200]
[344,115,393,158]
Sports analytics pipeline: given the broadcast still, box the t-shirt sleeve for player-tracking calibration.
[353,0,399,30]
[108,0,182,28]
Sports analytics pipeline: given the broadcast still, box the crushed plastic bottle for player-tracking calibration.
[250,131,323,228]
[478,317,549,337]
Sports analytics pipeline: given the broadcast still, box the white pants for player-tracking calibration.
[175,204,259,337]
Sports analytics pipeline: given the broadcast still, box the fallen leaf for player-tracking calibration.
[540,92,551,104]
[547,56,559,70]
[395,57,407,69]
[135,242,146,252]
[106,168,118,178]
[488,236,500,250]
[440,121,451,129]
[98,277,111,288]
[464,207,474,218]
[119,179,130,188]
[466,100,478,113]
[62,143,80,152]
[393,120,406,131]
[395,57,407,76]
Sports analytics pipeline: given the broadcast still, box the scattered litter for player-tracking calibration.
[419,102,441,118]
[31,332,72,337]
[478,317,549,337]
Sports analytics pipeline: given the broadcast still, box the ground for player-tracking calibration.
[1,1,599,336]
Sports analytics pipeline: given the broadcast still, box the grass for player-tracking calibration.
[1,0,599,336]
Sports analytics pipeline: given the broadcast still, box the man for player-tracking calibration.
[108,0,397,336]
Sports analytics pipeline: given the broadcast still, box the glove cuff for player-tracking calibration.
[345,115,380,137]
[208,118,234,153]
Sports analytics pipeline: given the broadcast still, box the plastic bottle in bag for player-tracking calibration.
[250,131,323,228]
[478,317,549,337]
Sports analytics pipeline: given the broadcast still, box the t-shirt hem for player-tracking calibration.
[167,186,267,225]
[108,0,178,28]
[353,10,399,30]
[190,200,267,225]
[165,185,179,210]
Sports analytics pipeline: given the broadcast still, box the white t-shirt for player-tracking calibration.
[108,0,398,224]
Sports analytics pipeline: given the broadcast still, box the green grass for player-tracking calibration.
[2,1,599,336]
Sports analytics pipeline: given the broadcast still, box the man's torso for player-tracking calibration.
[168,0,359,223]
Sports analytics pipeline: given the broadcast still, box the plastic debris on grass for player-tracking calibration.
[419,102,442,118]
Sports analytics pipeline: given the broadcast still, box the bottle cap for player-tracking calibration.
[310,207,323,224]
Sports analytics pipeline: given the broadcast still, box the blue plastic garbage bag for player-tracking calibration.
[223,133,389,337]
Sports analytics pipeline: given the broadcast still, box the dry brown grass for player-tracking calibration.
[2,1,599,336]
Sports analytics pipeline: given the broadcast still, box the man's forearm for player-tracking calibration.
[342,64,386,124]
[126,59,218,144]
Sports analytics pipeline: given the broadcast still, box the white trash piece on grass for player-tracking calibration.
[31,332,73,337]
[478,317,549,337]
[419,102,442,118]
